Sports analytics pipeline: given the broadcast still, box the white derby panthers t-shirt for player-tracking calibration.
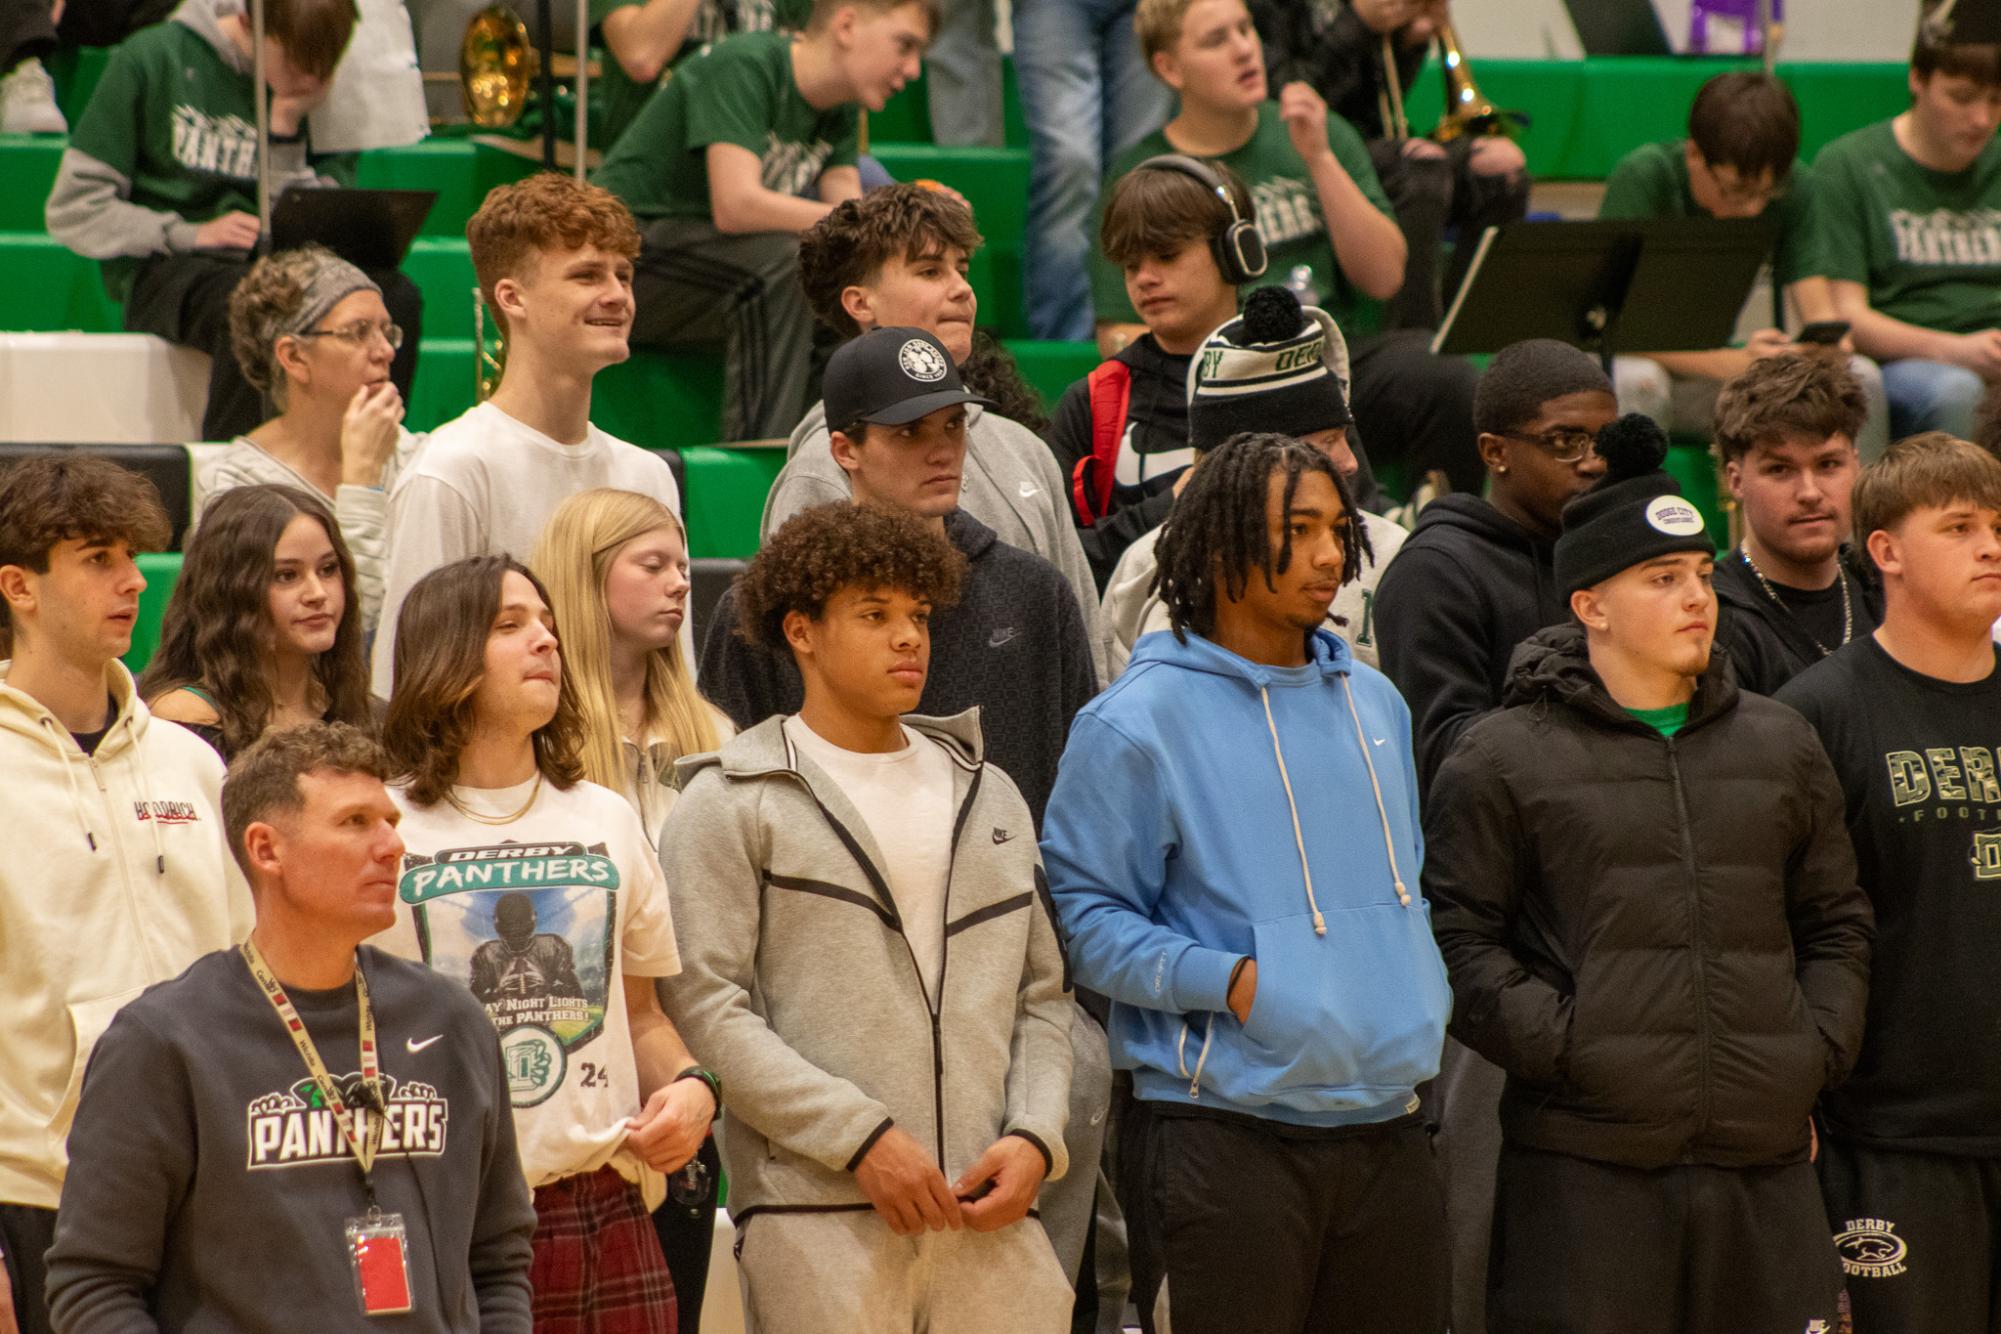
[375,775,681,1189]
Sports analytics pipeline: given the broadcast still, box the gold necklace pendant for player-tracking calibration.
[444,768,543,826]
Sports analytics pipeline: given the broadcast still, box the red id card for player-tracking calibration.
[347,1213,414,1316]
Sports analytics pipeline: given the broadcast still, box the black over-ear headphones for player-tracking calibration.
[1133,154,1269,286]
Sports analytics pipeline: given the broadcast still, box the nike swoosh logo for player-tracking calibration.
[993,828,1015,844]
[1371,737,1386,747]
[1018,482,1040,498]
[406,1035,444,1053]
[989,627,1019,648]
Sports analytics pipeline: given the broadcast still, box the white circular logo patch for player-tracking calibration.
[499,1024,567,1108]
[898,337,949,383]
[1644,495,1706,537]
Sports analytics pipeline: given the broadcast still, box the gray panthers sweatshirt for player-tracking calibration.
[45,946,536,1333]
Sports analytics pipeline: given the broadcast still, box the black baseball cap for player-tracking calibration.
[824,327,993,430]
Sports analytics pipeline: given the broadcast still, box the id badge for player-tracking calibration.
[346,1212,414,1317]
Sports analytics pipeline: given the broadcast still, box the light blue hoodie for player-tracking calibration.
[1042,627,1450,1127]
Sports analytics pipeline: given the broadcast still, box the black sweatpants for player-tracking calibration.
[1488,1144,1841,1334]
[1366,135,1530,334]
[1818,1134,2001,1333]
[1348,329,1483,496]
[1119,1099,1448,1334]
[123,252,423,442]
[0,1203,57,1334]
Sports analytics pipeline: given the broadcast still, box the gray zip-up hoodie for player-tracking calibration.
[656,710,1074,1221]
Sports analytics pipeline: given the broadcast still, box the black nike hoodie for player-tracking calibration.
[1373,494,1571,791]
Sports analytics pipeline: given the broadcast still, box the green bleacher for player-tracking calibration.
[2,50,1904,570]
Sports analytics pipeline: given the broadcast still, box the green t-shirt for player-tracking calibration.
[591,29,858,222]
[1089,102,1397,337]
[589,0,813,150]
[1626,701,1690,738]
[1597,138,1825,287]
[1811,119,2001,336]
[66,17,354,297]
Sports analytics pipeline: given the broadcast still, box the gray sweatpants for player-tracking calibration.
[736,1209,1074,1333]
[629,217,815,443]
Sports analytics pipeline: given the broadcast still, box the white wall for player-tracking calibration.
[1449,0,1922,62]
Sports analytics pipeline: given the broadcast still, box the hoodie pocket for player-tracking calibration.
[49,987,147,1143]
[1237,908,1451,1102]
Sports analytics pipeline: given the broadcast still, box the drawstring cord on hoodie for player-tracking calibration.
[1340,675,1411,908]
[1259,686,1328,936]
[40,709,168,873]
[131,717,169,874]
[44,717,98,852]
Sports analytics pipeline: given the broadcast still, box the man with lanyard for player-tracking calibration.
[45,724,536,1331]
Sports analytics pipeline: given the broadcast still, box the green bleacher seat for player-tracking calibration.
[868,58,1029,149]
[43,45,108,131]
[125,550,182,674]
[1399,58,1909,180]
[1000,338,1098,412]
[355,139,540,236]
[680,445,785,558]
[0,233,122,332]
[1663,440,1726,544]
[0,135,60,230]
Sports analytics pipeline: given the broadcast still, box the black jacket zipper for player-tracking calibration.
[1665,736,1714,1131]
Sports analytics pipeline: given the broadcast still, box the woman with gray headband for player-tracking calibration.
[192,243,424,638]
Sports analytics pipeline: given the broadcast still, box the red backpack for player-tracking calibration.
[1069,359,1133,528]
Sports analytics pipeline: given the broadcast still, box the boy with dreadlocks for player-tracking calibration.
[1042,431,1452,1333]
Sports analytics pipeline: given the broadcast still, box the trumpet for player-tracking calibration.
[1381,13,1521,144]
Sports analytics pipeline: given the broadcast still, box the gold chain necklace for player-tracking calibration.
[443,768,543,826]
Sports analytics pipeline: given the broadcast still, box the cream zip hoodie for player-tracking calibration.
[0,660,252,1209]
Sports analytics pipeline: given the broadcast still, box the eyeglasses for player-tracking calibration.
[1693,155,1784,209]
[1498,427,1598,463]
[296,319,404,350]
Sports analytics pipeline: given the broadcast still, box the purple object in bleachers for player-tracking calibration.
[1688,0,1784,54]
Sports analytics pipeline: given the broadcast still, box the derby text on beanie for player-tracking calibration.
[1187,286,1352,452]
[1554,414,1714,593]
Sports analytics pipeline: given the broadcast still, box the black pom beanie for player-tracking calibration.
[1554,414,1714,594]
[1186,286,1352,451]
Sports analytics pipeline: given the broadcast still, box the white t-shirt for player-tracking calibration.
[784,716,955,996]
[370,402,687,696]
[373,775,681,1189]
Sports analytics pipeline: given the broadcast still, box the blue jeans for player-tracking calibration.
[1014,0,1173,340]
[1882,357,1985,442]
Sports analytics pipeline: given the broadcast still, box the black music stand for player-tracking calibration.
[271,188,438,272]
[1431,217,1778,372]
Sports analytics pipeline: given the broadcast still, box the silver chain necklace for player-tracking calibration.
[1740,546,1852,657]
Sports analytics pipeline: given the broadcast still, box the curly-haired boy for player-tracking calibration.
[660,494,1078,1331]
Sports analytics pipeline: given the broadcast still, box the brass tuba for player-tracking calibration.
[460,5,536,128]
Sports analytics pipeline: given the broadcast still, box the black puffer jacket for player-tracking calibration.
[1424,624,1872,1170]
